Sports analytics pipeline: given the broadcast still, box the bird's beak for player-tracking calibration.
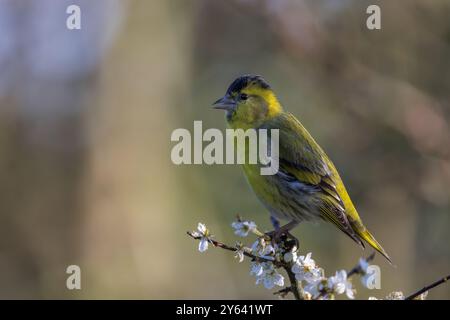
[212,95,236,111]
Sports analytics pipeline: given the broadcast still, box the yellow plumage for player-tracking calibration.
[213,75,391,263]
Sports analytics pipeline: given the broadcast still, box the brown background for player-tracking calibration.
[0,0,449,299]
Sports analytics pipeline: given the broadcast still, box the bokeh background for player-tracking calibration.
[0,0,449,299]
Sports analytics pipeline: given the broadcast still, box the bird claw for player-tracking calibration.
[263,230,280,244]
[287,232,300,250]
[264,230,299,250]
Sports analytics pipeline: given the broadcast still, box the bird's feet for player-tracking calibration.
[264,229,299,250]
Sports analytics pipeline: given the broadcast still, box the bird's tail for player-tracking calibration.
[355,228,392,264]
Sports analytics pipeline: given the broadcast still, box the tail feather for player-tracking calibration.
[356,228,392,264]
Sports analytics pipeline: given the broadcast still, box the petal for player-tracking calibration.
[359,258,369,273]
[235,251,245,263]
[298,255,305,265]
[361,274,370,288]
[250,263,264,276]
[346,288,355,299]
[305,252,312,262]
[338,270,348,281]
[198,238,208,252]
[263,277,275,289]
[235,230,246,237]
[197,223,207,234]
[262,244,275,256]
[328,276,336,288]
[284,252,294,263]
[231,221,241,229]
[291,263,301,274]
[295,272,305,282]
[304,272,321,284]
[274,274,284,287]
[251,240,259,253]
[334,283,346,294]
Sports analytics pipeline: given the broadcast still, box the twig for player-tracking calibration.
[272,269,303,300]
[405,274,450,300]
[187,231,283,267]
[187,230,303,299]
[283,265,302,300]
[273,286,291,297]
[347,252,376,277]
[188,226,450,300]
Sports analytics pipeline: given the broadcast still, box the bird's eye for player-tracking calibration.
[239,93,248,101]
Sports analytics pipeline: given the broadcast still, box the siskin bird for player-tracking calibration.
[213,74,391,263]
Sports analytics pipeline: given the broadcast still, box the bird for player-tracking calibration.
[212,74,391,263]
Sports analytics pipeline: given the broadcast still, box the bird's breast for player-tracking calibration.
[242,164,320,222]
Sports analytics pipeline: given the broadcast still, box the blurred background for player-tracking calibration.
[0,0,449,299]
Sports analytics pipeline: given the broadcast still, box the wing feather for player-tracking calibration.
[261,113,363,246]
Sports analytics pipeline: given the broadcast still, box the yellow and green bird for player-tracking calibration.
[213,74,391,263]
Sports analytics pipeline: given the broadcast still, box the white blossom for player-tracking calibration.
[251,262,284,289]
[191,223,211,253]
[302,291,313,300]
[385,291,405,300]
[188,219,428,301]
[291,252,323,284]
[358,258,369,273]
[304,278,327,299]
[359,258,374,288]
[283,247,298,263]
[250,262,264,277]
[251,238,276,260]
[198,239,208,252]
[328,270,355,299]
[260,269,284,289]
[415,291,428,300]
[231,220,257,237]
[234,248,245,263]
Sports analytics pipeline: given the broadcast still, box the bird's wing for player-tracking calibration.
[261,113,363,246]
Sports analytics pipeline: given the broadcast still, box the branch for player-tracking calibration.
[282,265,302,300]
[347,252,375,277]
[272,286,291,297]
[187,230,303,299]
[405,274,450,300]
[187,231,283,267]
[187,221,449,300]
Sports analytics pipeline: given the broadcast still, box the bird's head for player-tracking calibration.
[213,75,282,129]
